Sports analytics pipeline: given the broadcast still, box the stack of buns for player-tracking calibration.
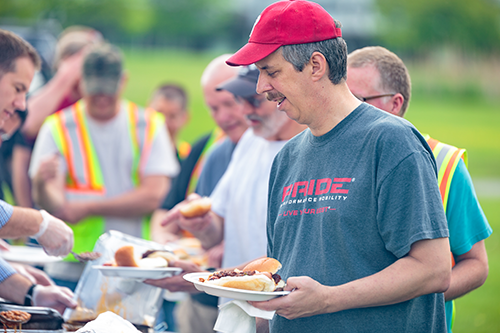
[199,257,285,292]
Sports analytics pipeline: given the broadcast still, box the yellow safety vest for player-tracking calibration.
[45,99,164,260]
[424,134,468,330]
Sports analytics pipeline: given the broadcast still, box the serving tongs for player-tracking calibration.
[71,250,102,262]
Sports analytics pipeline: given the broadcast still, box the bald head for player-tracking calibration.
[201,54,239,88]
[201,54,248,143]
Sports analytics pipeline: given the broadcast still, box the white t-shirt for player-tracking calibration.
[210,129,287,269]
[29,100,180,238]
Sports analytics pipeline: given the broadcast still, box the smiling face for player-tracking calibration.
[203,84,248,143]
[0,57,35,129]
[255,50,313,126]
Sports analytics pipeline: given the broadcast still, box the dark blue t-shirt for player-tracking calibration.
[267,104,449,332]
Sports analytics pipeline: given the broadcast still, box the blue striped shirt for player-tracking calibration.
[0,257,16,283]
[0,200,14,228]
[0,200,16,282]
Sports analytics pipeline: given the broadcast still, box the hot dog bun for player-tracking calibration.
[201,257,284,292]
[179,197,212,218]
[243,257,282,274]
[143,250,178,265]
[114,245,139,267]
[205,273,276,292]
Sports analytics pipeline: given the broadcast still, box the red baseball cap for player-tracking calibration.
[226,0,342,67]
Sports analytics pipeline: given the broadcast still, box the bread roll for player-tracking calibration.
[243,257,282,274]
[179,197,212,218]
[114,245,139,267]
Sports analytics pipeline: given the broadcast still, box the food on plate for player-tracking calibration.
[112,245,178,268]
[198,257,285,292]
[179,197,212,218]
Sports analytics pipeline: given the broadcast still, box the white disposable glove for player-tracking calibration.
[32,210,74,257]
[32,285,77,314]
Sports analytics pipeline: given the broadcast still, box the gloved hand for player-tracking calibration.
[9,263,55,286]
[33,210,74,257]
[32,285,77,314]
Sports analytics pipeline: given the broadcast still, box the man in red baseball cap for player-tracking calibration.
[226,1,451,333]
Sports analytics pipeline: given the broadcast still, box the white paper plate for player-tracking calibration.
[93,266,182,280]
[183,272,290,301]
[0,246,63,265]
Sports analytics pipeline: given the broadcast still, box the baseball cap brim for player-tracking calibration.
[226,42,281,67]
[83,77,120,95]
[216,78,256,98]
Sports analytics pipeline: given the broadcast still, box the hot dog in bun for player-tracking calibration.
[199,257,285,292]
[179,197,212,218]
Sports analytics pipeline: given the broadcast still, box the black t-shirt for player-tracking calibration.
[161,133,211,210]
[0,130,30,201]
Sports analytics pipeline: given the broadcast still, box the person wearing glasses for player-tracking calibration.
[346,45,491,333]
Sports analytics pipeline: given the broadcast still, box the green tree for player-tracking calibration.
[375,0,500,53]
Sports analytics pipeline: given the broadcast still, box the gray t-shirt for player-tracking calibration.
[267,104,449,332]
[30,100,179,237]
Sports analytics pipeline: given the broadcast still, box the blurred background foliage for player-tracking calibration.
[1,0,499,53]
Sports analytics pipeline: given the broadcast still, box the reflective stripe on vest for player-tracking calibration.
[425,135,467,213]
[47,100,163,258]
[425,135,467,332]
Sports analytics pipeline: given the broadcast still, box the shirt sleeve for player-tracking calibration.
[0,257,16,283]
[142,124,180,178]
[377,151,450,258]
[447,159,492,256]
[0,200,14,229]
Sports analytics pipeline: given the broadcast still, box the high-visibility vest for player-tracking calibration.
[424,134,468,330]
[45,99,164,260]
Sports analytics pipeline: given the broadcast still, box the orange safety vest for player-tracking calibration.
[45,99,164,260]
[425,134,467,329]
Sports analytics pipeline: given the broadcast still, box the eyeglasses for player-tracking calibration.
[355,93,395,102]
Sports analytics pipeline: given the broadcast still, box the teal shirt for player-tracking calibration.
[445,159,492,332]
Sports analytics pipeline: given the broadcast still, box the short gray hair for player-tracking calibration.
[280,20,346,85]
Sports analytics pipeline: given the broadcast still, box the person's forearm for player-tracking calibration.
[321,238,451,314]
[12,147,34,208]
[86,176,169,218]
[0,273,32,305]
[444,241,489,302]
[23,75,75,139]
[32,177,65,214]
[0,207,42,239]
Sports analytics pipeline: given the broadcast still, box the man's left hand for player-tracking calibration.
[249,276,331,320]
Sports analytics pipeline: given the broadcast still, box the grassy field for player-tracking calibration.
[121,48,500,332]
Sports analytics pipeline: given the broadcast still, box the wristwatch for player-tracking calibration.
[24,284,37,306]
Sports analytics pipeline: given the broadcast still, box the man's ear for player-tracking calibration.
[309,52,328,82]
[390,93,405,116]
